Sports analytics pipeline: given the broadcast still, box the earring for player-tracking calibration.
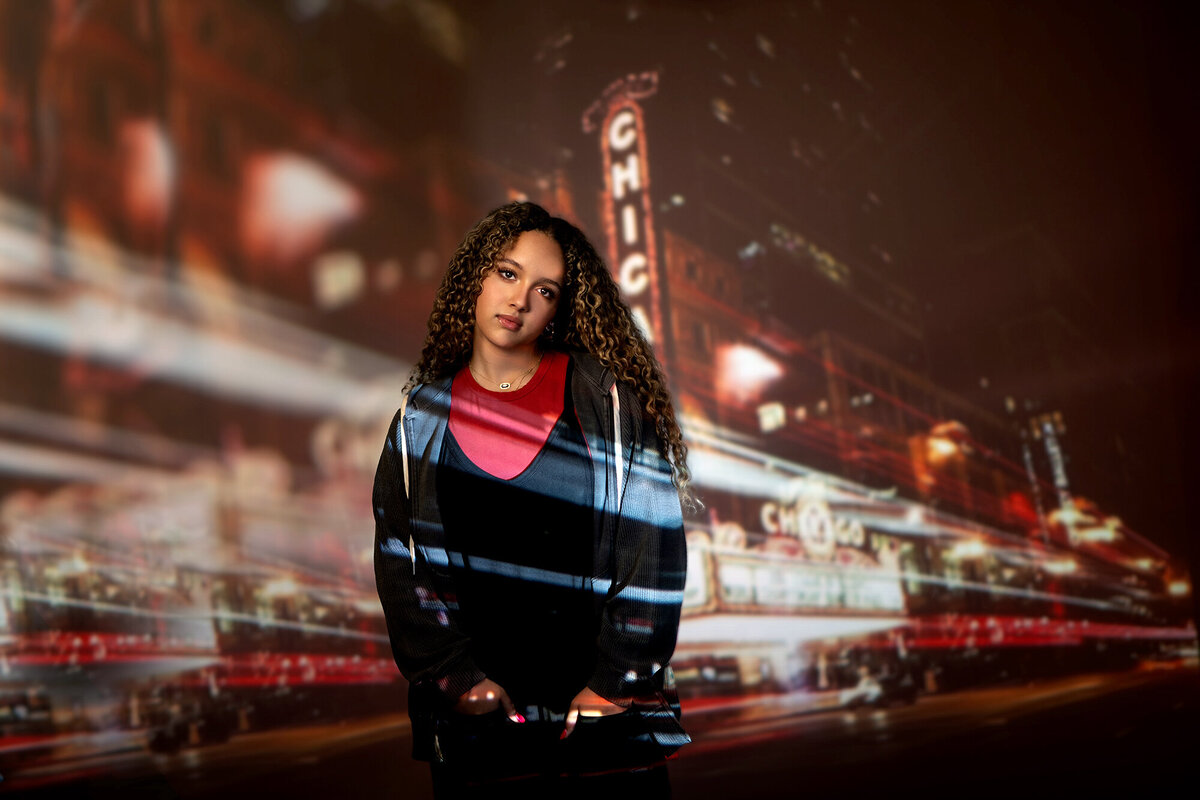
[543,320,556,338]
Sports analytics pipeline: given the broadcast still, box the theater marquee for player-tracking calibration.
[584,73,665,360]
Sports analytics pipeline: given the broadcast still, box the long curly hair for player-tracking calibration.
[409,201,697,509]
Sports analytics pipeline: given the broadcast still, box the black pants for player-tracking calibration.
[430,762,671,800]
[426,711,673,799]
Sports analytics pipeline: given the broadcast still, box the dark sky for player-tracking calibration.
[450,1,1194,340]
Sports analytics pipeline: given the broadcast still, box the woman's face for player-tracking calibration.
[472,230,565,358]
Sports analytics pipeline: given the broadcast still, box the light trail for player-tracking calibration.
[0,587,390,644]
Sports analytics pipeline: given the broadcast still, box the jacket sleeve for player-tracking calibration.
[587,394,688,702]
[373,406,486,703]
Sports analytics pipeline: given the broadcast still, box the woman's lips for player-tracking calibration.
[497,315,522,331]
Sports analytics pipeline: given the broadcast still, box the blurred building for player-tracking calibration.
[585,71,1192,701]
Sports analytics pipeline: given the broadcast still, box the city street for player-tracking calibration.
[7,666,1198,798]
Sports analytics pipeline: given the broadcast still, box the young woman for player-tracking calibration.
[373,202,694,797]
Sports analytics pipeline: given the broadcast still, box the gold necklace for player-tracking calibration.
[469,355,540,391]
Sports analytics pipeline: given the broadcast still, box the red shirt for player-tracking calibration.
[448,350,568,480]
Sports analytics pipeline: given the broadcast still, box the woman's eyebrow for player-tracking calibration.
[499,257,562,291]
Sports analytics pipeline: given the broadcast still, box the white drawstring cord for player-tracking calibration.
[398,390,415,573]
[611,383,623,510]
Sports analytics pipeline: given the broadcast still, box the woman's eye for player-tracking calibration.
[498,268,516,280]
[538,287,557,300]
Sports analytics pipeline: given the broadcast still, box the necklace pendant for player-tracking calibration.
[499,382,512,390]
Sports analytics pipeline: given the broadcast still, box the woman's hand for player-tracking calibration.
[561,686,626,738]
[454,678,523,722]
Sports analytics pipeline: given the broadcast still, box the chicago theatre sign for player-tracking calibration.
[583,72,665,359]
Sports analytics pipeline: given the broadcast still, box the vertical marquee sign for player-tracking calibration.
[583,73,667,365]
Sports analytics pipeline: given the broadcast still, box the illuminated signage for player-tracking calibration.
[1040,418,1073,506]
[759,478,866,561]
[587,73,663,353]
[715,558,904,613]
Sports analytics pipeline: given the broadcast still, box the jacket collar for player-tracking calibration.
[565,349,616,394]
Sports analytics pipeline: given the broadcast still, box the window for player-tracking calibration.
[692,321,712,355]
[202,114,232,177]
[195,11,217,46]
[86,81,114,146]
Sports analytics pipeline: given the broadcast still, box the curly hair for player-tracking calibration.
[409,201,697,510]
